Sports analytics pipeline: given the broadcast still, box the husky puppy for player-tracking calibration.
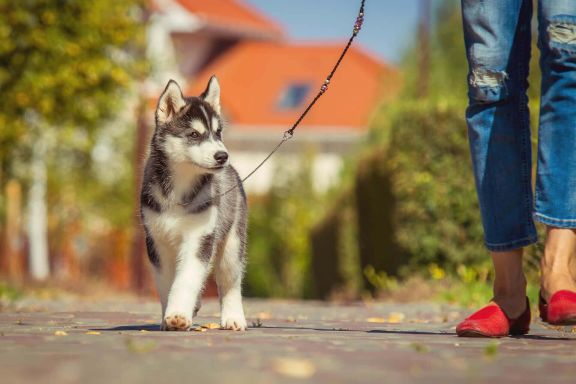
[140,77,247,331]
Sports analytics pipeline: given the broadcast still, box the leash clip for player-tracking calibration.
[283,130,294,141]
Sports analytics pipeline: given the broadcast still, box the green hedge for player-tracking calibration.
[380,100,486,272]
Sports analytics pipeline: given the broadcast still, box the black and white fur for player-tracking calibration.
[140,77,248,331]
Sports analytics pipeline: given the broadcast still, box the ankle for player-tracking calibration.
[542,226,576,281]
[493,272,527,297]
[491,294,527,319]
[540,271,576,300]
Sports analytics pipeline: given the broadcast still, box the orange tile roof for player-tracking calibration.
[175,0,283,38]
[187,41,400,132]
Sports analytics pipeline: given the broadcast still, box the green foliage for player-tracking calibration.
[0,0,146,177]
[0,0,147,228]
[359,0,546,283]
[0,0,145,126]
[363,266,398,293]
[382,100,486,271]
[0,281,22,303]
[245,152,322,298]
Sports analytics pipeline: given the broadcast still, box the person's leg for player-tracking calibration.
[535,0,576,300]
[461,0,535,317]
[491,249,527,317]
[541,228,576,299]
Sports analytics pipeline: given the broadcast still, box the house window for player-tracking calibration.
[277,83,311,110]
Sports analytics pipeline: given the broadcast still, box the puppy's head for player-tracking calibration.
[154,76,228,171]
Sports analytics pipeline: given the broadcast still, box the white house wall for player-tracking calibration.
[226,127,366,194]
[230,152,345,195]
[146,0,203,90]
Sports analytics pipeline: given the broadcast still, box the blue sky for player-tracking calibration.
[243,0,421,64]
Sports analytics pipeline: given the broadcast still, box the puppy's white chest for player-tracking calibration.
[144,206,217,244]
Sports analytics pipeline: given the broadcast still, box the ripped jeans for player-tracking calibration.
[462,0,576,251]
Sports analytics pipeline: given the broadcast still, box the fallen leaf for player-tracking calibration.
[202,323,220,330]
[272,358,316,379]
[366,312,405,324]
[54,330,68,336]
[387,312,405,323]
[139,330,150,333]
[192,326,207,332]
[85,331,101,335]
[257,312,272,320]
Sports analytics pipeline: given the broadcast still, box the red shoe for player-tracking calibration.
[539,290,576,325]
[456,298,530,337]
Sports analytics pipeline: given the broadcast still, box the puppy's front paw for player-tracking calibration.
[221,312,247,331]
[163,313,192,331]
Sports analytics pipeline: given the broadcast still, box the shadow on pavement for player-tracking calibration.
[512,334,576,341]
[93,324,161,332]
[90,324,576,340]
[245,324,454,336]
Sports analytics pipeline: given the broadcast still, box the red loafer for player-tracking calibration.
[456,298,530,337]
[539,290,576,325]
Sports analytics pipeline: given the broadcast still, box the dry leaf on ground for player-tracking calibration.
[272,358,316,379]
[387,312,405,323]
[366,312,405,323]
[257,312,272,320]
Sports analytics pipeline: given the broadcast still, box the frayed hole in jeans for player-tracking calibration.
[548,23,576,45]
[470,68,508,88]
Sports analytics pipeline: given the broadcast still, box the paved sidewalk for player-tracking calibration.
[1,297,575,384]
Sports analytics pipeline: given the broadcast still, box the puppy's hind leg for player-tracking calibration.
[214,226,247,331]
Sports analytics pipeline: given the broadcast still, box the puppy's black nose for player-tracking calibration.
[214,151,228,165]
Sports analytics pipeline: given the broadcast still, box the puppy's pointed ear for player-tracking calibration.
[201,75,221,114]
[156,80,186,124]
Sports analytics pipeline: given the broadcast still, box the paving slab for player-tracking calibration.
[1,298,575,384]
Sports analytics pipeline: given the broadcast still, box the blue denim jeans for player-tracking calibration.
[462,0,576,251]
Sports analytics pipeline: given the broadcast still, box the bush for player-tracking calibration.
[310,99,489,298]
[381,100,487,272]
[244,152,321,298]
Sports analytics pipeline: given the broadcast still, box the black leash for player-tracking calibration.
[179,0,365,207]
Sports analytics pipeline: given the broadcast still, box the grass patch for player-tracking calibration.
[435,278,540,309]
[0,281,22,303]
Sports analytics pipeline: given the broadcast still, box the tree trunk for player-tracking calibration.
[27,137,50,280]
[3,179,25,281]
